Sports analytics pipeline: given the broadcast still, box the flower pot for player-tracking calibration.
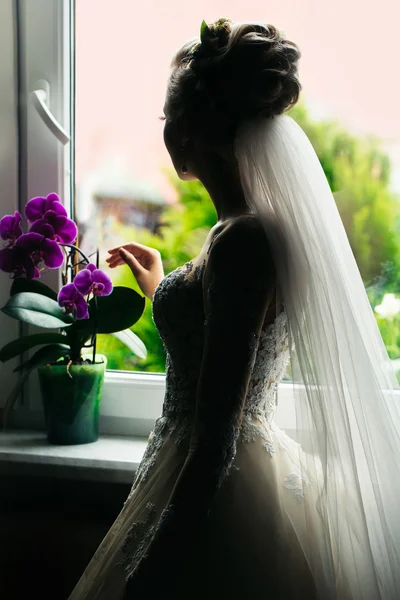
[38,354,107,445]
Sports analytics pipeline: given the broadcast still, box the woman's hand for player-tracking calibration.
[106,242,164,301]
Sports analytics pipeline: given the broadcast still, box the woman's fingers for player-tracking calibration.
[107,243,160,271]
[106,256,125,268]
[118,248,144,279]
[106,250,146,270]
[105,253,125,267]
[108,241,149,254]
[106,248,141,270]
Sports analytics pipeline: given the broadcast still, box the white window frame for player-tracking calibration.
[0,0,20,407]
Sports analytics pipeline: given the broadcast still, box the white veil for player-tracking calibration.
[235,115,400,599]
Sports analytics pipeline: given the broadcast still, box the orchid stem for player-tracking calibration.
[59,243,91,265]
[92,250,100,364]
[92,295,98,364]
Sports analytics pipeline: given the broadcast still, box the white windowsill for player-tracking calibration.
[0,431,148,484]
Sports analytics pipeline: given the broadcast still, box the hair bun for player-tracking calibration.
[168,20,302,138]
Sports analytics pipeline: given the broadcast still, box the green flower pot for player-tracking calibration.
[38,354,107,445]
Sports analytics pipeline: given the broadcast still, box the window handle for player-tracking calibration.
[31,79,70,145]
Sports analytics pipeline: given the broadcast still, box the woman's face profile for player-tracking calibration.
[163,114,196,181]
[163,115,180,172]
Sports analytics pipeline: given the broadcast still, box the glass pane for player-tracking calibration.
[75,2,400,378]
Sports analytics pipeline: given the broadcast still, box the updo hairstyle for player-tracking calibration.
[166,18,301,143]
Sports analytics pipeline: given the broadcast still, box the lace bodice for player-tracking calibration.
[152,261,290,427]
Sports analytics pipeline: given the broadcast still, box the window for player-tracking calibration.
[1,1,399,436]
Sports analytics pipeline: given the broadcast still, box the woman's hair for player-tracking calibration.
[166,19,301,142]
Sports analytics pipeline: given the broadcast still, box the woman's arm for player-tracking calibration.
[124,217,276,595]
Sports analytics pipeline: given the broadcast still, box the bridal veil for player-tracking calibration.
[235,115,400,599]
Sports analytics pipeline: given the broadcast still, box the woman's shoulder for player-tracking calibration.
[213,213,274,254]
[206,212,276,286]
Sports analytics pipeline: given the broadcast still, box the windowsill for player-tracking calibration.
[0,431,148,484]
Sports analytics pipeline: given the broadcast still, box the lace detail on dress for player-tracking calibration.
[240,414,276,456]
[130,417,167,488]
[152,263,205,421]
[244,311,291,423]
[122,502,156,578]
[284,473,311,504]
[238,311,292,459]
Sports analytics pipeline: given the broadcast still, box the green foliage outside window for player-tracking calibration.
[96,103,400,374]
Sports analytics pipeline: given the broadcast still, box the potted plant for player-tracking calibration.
[0,193,146,444]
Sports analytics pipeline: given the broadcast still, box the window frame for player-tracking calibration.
[0,0,20,408]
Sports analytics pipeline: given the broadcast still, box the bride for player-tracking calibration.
[69,19,400,599]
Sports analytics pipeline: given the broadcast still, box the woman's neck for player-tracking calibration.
[194,151,252,222]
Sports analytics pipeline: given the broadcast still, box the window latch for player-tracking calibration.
[31,79,70,145]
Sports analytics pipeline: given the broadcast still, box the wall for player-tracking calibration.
[0,474,130,599]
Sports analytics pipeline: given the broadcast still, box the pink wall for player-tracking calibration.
[76,0,400,193]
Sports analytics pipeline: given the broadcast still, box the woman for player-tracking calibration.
[69,19,400,599]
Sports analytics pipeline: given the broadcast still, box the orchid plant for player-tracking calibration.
[0,193,146,426]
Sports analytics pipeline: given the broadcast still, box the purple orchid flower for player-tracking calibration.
[0,246,39,279]
[29,211,77,244]
[58,283,89,320]
[0,211,23,244]
[25,192,67,223]
[16,232,64,269]
[0,230,64,279]
[74,263,113,297]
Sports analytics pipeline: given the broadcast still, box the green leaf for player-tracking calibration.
[200,20,210,43]
[89,287,145,334]
[111,329,147,359]
[2,292,74,328]
[2,343,70,429]
[0,333,69,362]
[13,343,70,373]
[10,278,58,301]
